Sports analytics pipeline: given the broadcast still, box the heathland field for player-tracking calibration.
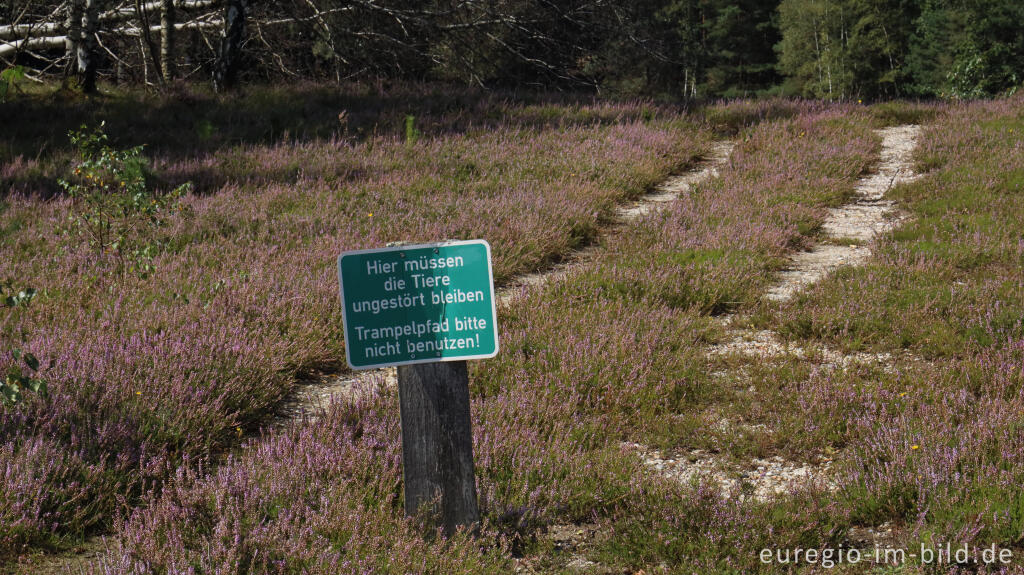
[1,88,1022,574]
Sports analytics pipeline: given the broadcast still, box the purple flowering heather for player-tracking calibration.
[0,96,708,557]
[90,103,891,573]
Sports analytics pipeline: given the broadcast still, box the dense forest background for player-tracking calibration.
[1,0,1022,100]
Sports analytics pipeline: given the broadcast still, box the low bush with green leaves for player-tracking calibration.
[58,122,191,279]
[0,66,25,103]
[0,281,43,406]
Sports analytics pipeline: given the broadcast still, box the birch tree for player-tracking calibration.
[79,0,101,92]
[160,0,173,80]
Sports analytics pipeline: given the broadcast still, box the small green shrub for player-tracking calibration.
[0,65,25,103]
[404,114,421,146]
[0,281,44,406]
[58,122,191,279]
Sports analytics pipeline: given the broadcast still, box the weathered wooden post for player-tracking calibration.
[338,240,498,536]
[398,361,478,533]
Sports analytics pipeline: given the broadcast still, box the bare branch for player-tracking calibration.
[0,0,217,40]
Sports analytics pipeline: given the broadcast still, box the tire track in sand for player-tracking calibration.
[633,125,922,502]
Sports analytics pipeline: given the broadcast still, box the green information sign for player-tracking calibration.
[338,239,499,369]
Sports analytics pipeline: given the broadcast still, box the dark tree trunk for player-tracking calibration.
[135,0,163,84]
[213,0,247,92]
